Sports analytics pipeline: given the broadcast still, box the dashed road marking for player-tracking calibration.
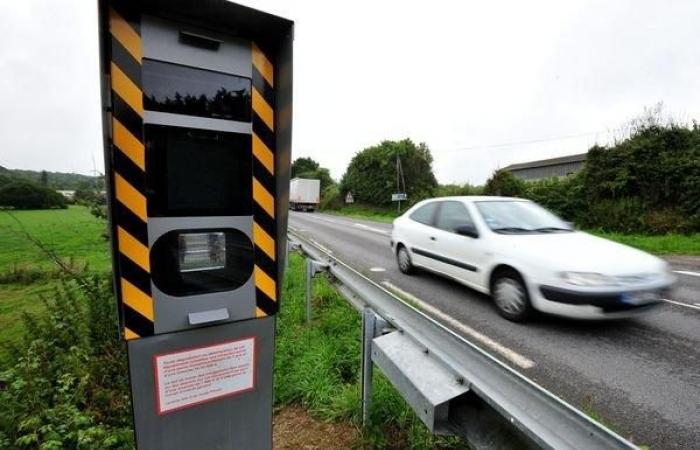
[381,281,535,369]
[663,298,700,311]
[370,267,386,272]
[353,223,390,236]
[674,270,700,278]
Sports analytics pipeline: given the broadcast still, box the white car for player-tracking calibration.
[390,196,675,321]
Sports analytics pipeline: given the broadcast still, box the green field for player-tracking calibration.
[0,206,110,354]
[0,206,110,273]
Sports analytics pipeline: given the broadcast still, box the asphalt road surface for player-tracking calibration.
[289,211,700,450]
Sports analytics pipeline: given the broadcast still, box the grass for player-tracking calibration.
[0,206,111,273]
[587,230,700,256]
[0,282,60,362]
[0,206,110,361]
[276,253,466,449]
[323,204,399,224]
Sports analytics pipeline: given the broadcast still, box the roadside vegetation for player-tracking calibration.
[299,107,700,255]
[276,253,465,449]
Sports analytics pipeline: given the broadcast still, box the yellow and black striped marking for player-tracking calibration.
[109,6,154,340]
[252,43,278,317]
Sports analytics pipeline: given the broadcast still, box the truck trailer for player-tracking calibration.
[289,178,320,212]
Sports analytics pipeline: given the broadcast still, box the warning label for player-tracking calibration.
[154,337,256,414]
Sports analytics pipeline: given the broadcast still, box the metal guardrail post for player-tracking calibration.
[305,260,313,324]
[305,259,329,324]
[361,307,389,427]
[361,308,375,427]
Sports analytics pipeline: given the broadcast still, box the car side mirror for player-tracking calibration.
[455,224,479,238]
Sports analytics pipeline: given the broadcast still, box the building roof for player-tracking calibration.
[503,153,587,171]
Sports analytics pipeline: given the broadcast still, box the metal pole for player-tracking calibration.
[361,307,376,427]
[306,259,313,324]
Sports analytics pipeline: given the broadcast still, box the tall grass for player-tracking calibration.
[275,253,465,449]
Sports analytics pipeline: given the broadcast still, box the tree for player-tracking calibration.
[291,157,320,178]
[340,139,438,206]
[483,169,526,197]
[40,170,48,187]
[0,181,67,209]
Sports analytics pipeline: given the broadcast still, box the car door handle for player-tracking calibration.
[430,236,437,241]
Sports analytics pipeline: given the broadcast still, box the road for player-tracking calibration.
[289,211,700,449]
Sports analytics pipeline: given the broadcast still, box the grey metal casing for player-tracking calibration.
[141,17,256,334]
[148,217,255,334]
[142,15,252,77]
[128,317,274,450]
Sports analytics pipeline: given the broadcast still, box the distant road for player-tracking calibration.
[289,211,700,449]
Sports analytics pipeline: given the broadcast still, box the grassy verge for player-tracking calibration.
[322,204,399,223]
[322,205,699,256]
[0,206,111,361]
[0,206,110,273]
[587,230,700,256]
[276,253,465,449]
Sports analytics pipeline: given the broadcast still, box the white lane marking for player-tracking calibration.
[663,298,700,311]
[369,267,386,272]
[674,270,700,278]
[353,223,390,236]
[695,303,700,307]
[309,239,333,254]
[381,281,535,369]
[308,215,348,226]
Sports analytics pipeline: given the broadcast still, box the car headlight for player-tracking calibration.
[559,271,615,287]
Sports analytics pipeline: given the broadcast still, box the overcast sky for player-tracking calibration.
[0,1,698,184]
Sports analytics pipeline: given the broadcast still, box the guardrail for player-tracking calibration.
[288,229,638,450]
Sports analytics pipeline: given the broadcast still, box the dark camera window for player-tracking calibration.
[146,125,252,217]
[150,228,254,297]
[142,59,252,122]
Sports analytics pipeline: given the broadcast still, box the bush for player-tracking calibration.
[0,276,133,449]
[523,174,586,222]
[319,185,344,210]
[341,139,437,207]
[480,118,700,234]
[0,181,67,210]
[434,183,483,197]
[483,170,526,197]
[577,197,647,233]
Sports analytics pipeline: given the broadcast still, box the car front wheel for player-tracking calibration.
[396,246,415,275]
[492,271,532,322]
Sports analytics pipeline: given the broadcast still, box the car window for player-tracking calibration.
[435,201,474,232]
[474,200,572,233]
[409,202,438,225]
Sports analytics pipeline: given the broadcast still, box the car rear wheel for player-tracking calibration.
[396,245,415,275]
[492,271,532,322]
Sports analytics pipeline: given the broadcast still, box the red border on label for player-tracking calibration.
[152,336,258,415]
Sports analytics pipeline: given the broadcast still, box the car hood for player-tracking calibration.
[493,231,665,275]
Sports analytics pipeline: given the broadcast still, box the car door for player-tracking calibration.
[430,201,482,286]
[402,201,439,270]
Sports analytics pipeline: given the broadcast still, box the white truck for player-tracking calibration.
[289,178,321,212]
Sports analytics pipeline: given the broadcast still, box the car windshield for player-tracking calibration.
[474,201,572,233]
